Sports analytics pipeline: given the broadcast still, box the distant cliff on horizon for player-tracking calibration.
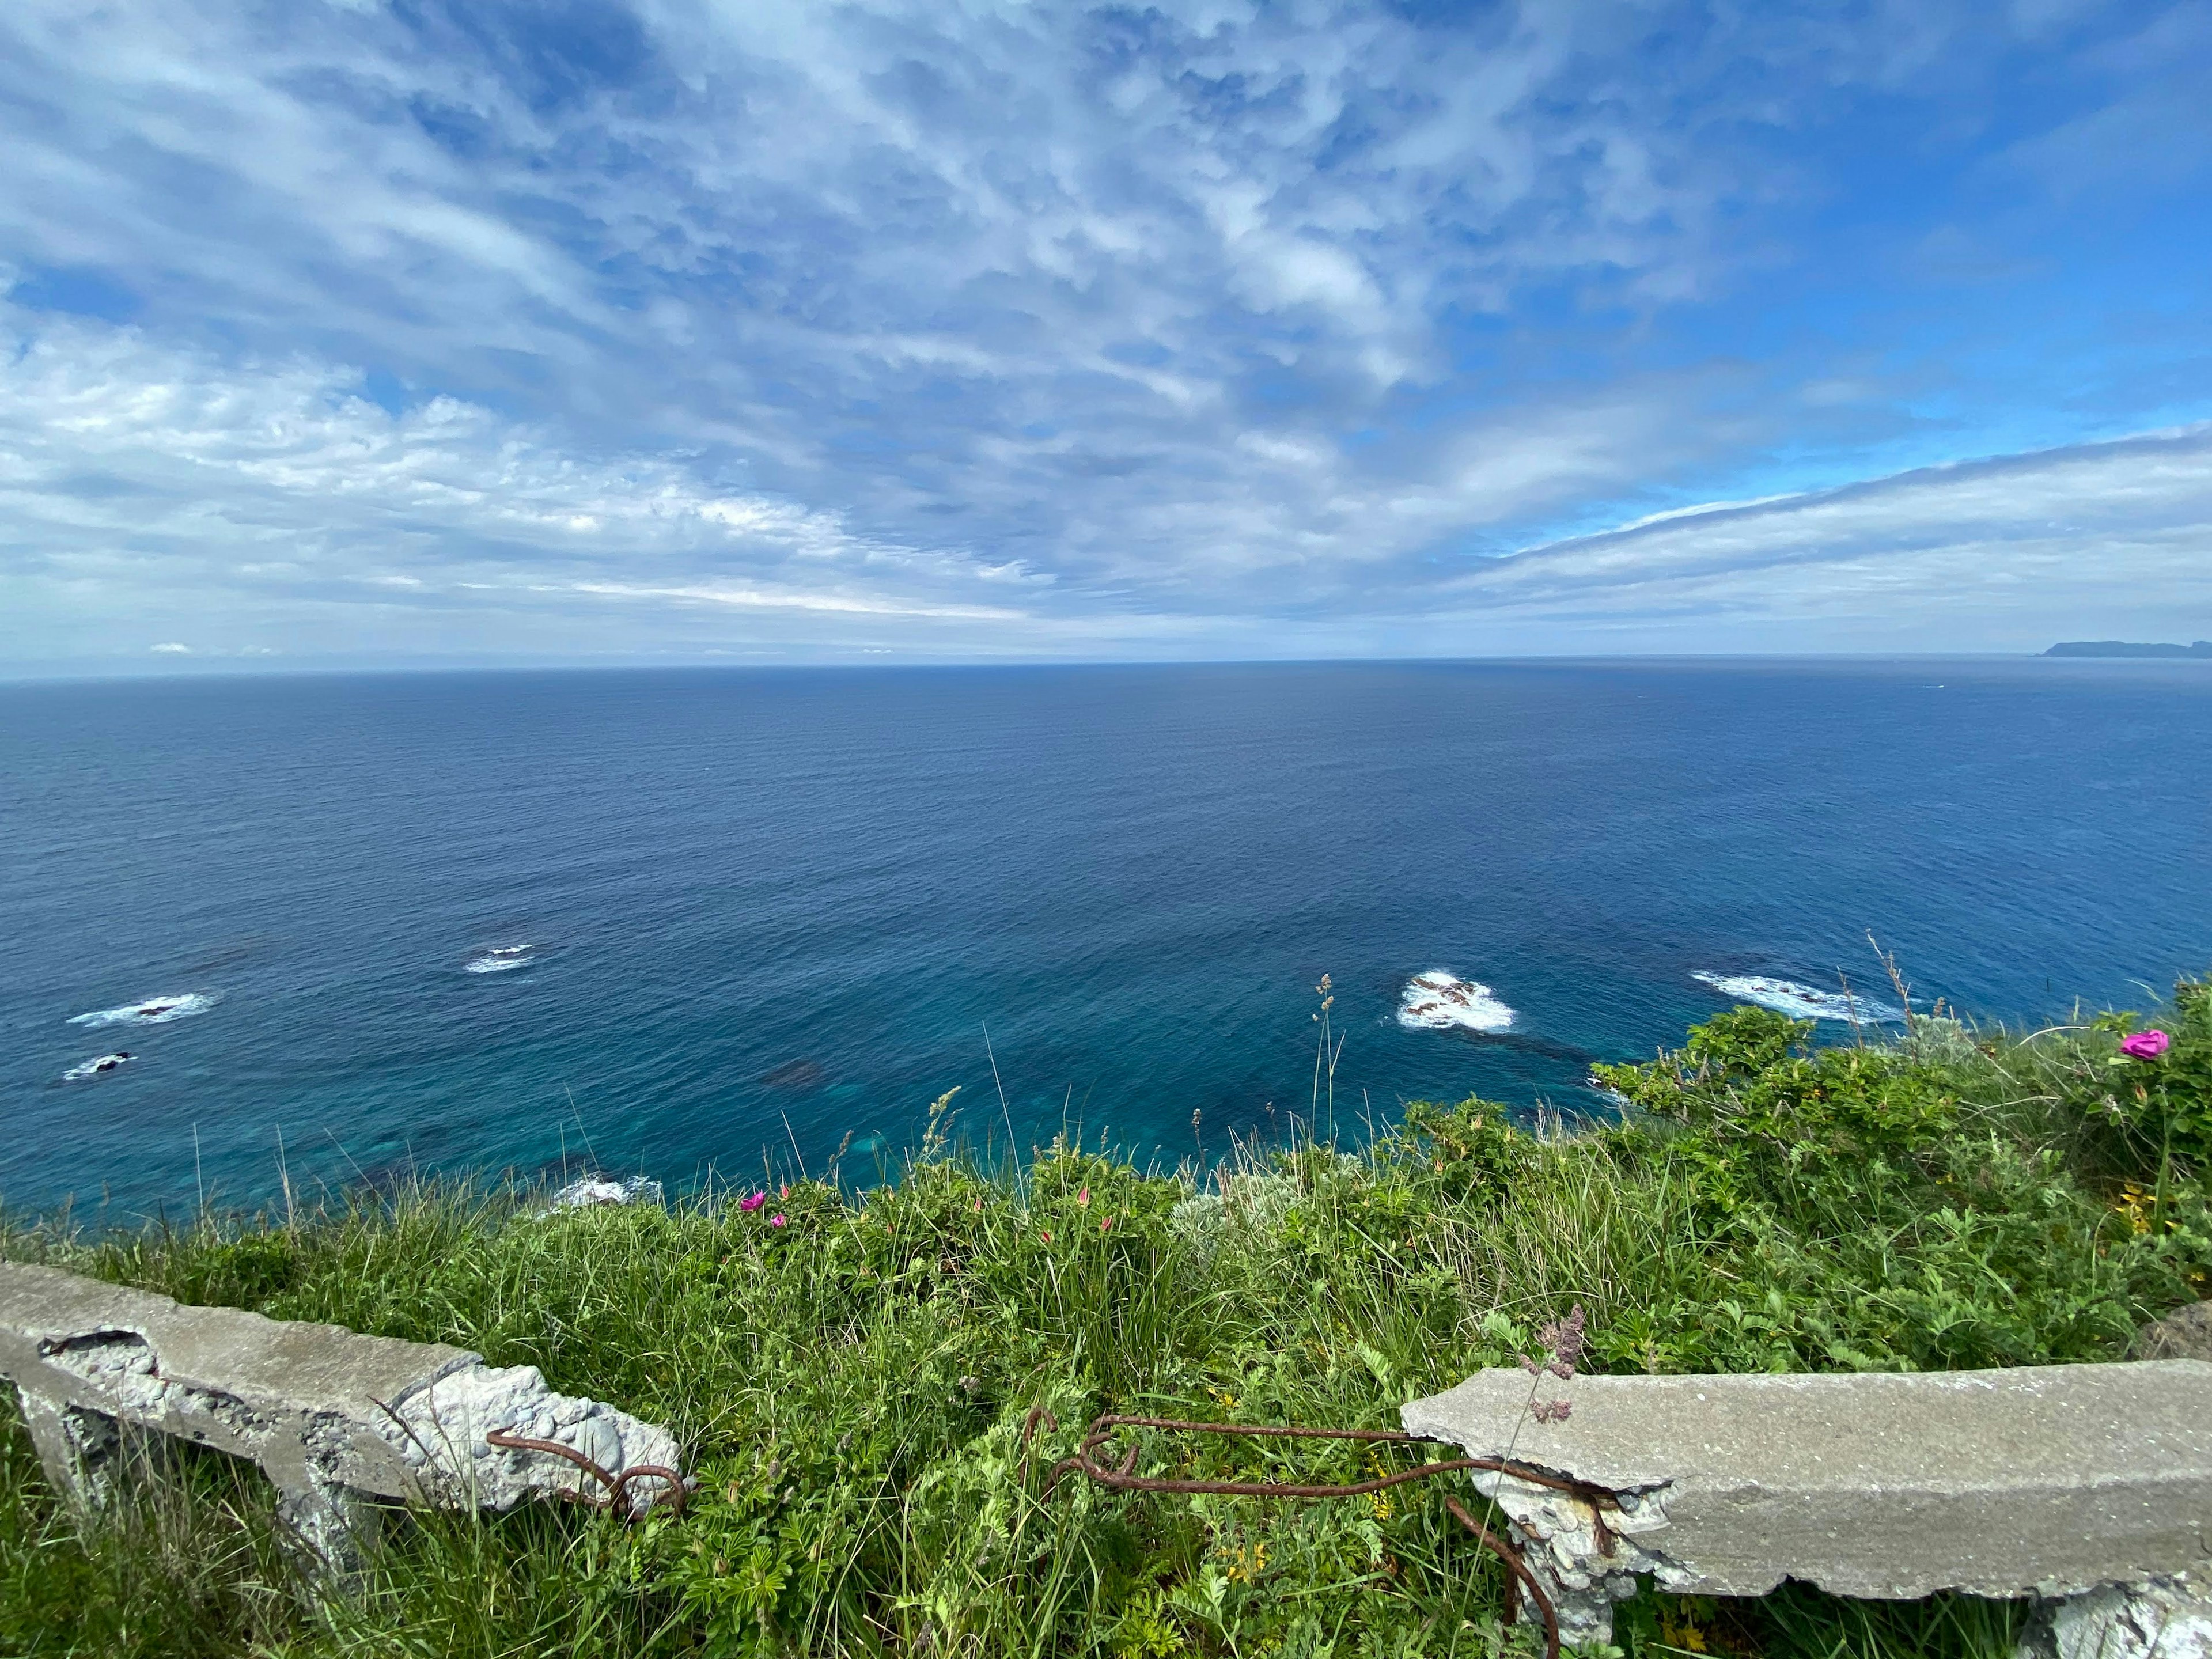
[2045,640,2212,658]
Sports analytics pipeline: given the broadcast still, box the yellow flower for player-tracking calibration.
[2116,1184,2157,1236]
[1214,1540,1269,1582]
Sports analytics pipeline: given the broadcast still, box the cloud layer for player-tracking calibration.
[2,0,2208,666]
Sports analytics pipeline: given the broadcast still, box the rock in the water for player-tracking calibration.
[546,1175,663,1211]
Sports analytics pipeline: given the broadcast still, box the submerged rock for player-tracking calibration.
[546,1175,664,1211]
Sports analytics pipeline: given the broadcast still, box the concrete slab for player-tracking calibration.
[0,1261,683,1566]
[1403,1361,2212,1649]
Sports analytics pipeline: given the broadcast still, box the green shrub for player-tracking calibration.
[2,979,2207,1657]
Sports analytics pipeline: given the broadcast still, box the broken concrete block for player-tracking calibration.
[0,1262,684,1567]
[2134,1301,2212,1363]
[2024,1576,2212,1659]
[1403,1361,2212,1648]
[14,1385,127,1513]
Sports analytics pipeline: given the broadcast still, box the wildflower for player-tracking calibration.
[2122,1029,2172,1059]
[1076,1187,1090,1209]
[769,1214,787,1228]
[1040,1230,1052,1243]
[780,1184,790,1199]
[1518,1304,1588,1381]
[2117,1184,2155,1235]
[739,1192,767,1213]
[1537,1305,1588,1380]
[972,1197,983,1212]
[1100,1217,1113,1233]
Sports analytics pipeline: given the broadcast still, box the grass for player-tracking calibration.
[3,979,2209,1658]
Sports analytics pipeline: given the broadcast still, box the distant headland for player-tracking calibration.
[2044,640,2212,658]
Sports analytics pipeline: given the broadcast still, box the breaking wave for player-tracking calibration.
[63,1052,137,1081]
[1692,972,1902,1024]
[1397,970,1515,1033]
[465,944,537,974]
[69,991,219,1028]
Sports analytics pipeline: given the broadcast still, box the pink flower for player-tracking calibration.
[2122,1029,2172,1059]
[779,1184,790,1199]
[739,1192,767,1213]
[1075,1187,1090,1209]
[1040,1230,1052,1243]
[1099,1217,1113,1233]
[769,1214,787,1228]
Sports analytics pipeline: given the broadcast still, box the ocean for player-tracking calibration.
[5,658,2209,1221]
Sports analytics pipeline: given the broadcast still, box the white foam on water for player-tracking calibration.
[63,1052,137,1081]
[465,944,537,974]
[541,1175,662,1214]
[1397,970,1515,1033]
[1692,972,1902,1024]
[69,991,219,1028]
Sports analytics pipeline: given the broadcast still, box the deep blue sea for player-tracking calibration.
[5,659,2210,1221]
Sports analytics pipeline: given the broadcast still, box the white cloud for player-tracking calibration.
[1414,426,2212,649]
[0,309,1040,661]
[6,304,2208,662]
[0,0,2206,665]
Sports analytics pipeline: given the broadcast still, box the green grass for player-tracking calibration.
[3,980,2209,1659]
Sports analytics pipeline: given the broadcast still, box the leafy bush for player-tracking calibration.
[1,980,2207,1657]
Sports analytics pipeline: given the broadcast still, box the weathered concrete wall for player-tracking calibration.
[1403,1361,2212,1652]
[0,1262,683,1566]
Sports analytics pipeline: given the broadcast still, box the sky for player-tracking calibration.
[1,0,2209,672]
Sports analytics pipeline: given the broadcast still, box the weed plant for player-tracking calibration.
[3,980,2209,1658]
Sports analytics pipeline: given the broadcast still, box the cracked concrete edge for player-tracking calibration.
[2020,1576,2212,1659]
[379,1360,685,1519]
[1404,1362,2212,1648]
[0,1261,685,1546]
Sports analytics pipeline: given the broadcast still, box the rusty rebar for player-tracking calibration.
[1028,1412,1575,1659]
[1446,1497,1560,1659]
[485,1429,689,1518]
[1043,1414,1609,1506]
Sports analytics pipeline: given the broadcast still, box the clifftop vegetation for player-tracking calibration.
[4,982,2209,1659]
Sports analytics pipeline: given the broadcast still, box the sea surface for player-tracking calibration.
[4,659,2210,1220]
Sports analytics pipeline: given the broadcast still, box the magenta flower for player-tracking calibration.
[739,1192,767,1213]
[2121,1029,2172,1059]
[769,1213,787,1228]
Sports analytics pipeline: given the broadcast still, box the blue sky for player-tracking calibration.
[2,0,2208,669]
